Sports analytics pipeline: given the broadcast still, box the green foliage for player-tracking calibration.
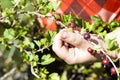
[41,54,55,65]
[0,0,119,80]
[0,0,59,80]
[61,13,74,25]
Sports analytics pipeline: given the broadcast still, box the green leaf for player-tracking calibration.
[39,67,49,79]
[34,40,41,48]
[91,16,101,23]
[41,54,55,65]
[61,70,68,80]
[81,68,92,74]
[42,0,48,3]
[18,14,31,25]
[23,37,30,46]
[118,68,120,74]
[31,61,37,66]
[45,30,57,44]
[30,43,35,49]
[25,2,34,11]
[91,62,102,68]
[48,73,60,80]
[52,0,61,11]
[105,37,119,51]
[4,28,15,40]
[0,0,13,9]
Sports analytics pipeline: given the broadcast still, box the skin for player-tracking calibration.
[52,28,120,64]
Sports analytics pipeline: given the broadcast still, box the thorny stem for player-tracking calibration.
[101,49,119,80]
[31,65,40,78]
[17,11,68,28]
[13,0,20,9]
[0,67,16,80]
[90,41,119,80]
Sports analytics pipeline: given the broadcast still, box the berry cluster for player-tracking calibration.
[83,31,117,75]
[65,21,117,75]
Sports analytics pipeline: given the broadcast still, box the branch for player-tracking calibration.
[13,0,20,9]
[0,67,16,80]
[89,39,119,80]
[30,65,40,78]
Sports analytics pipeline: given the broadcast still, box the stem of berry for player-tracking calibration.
[100,49,119,79]
[83,32,119,80]
[91,42,119,80]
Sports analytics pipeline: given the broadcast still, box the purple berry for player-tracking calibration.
[110,67,116,75]
[84,32,90,40]
[91,50,97,55]
[87,47,93,53]
[102,59,109,66]
[69,22,75,28]
[87,47,97,55]
[99,51,105,57]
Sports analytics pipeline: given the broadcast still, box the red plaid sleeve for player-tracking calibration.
[38,0,120,31]
[60,0,120,22]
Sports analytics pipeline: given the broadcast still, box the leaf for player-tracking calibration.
[42,0,48,3]
[18,14,31,25]
[92,62,102,68]
[53,0,61,11]
[91,16,101,23]
[30,43,35,49]
[118,67,120,74]
[23,37,30,46]
[41,54,55,65]
[34,40,41,48]
[61,70,68,80]
[105,38,119,51]
[25,2,34,11]
[4,28,15,40]
[1,0,13,9]
[48,73,60,80]
[45,30,57,44]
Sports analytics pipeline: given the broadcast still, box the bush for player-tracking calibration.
[0,0,119,80]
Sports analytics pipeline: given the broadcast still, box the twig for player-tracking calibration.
[101,49,120,80]
[13,0,20,9]
[30,65,40,78]
[17,11,67,28]
[89,39,119,80]
[0,67,16,80]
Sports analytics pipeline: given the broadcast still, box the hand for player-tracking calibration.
[52,29,103,64]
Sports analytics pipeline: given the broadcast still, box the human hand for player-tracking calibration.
[52,29,104,64]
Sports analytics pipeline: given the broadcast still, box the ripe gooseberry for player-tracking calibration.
[84,32,90,40]
[87,47,97,55]
[87,47,93,53]
[68,22,76,29]
[110,67,117,75]
[102,59,109,66]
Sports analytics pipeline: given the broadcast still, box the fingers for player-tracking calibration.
[64,48,97,64]
[52,29,99,64]
[60,29,83,47]
[52,29,85,60]
[52,32,69,59]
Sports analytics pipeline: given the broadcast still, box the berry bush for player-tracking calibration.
[0,0,120,80]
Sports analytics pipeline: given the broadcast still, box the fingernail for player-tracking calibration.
[61,31,68,38]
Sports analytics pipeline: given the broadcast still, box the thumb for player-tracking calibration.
[60,30,83,47]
